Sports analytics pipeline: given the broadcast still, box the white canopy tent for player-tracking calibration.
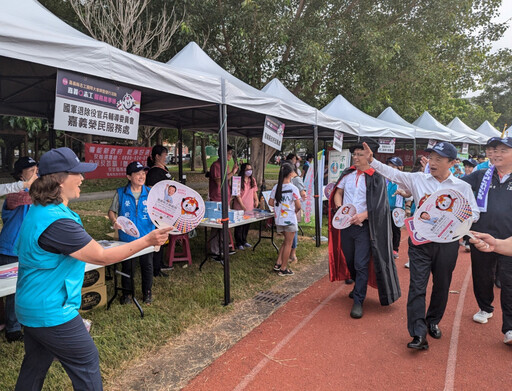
[377,107,448,140]
[413,112,483,144]
[261,78,358,138]
[321,95,415,140]
[166,42,350,138]
[475,120,502,139]
[446,117,487,144]
[0,0,225,123]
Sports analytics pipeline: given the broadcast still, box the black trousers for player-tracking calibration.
[121,253,153,298]
[152,245,167,276]
[390,210,402,252]
[16,315,102,391]
[407,239,459,337]
[470,246,512,334]
[234,224,250,247]
[340,221,371,305]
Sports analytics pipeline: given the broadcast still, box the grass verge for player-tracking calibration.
[0,199,328,390]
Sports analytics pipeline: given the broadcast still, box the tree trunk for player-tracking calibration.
[156,128,163,145]
[190,132,196,171]
[201,136,207,173]
[250,138,276,189]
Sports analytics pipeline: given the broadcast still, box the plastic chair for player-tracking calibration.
[167,234,192,267]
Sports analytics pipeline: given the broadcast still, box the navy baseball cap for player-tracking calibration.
[38,147,97,176]
[126,161,148,175]
[425,142,458,159]
[487,137,512,149]
[14,156,37,174]
[462,158,478,167]
[387,156,404,167]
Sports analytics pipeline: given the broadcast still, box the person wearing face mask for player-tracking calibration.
[232,163,259,250]
[362,141,479,350]
[0,157,38,343]
[329,138,400,320]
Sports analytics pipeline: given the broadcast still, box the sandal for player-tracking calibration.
[273,263,281,272]
[289,256,298,264]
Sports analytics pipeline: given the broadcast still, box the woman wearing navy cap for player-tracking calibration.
[14,147,171,390]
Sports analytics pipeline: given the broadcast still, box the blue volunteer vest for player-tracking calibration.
[15,203,85,327]
[386,181,405,210]
[117,184,154,242]
[0,196,30,257]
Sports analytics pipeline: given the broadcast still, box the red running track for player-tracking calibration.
[183,237,511,391]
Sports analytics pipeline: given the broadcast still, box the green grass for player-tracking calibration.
[0,199,328,390]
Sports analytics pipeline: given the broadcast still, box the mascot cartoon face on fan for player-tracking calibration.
[181,197,200,217]
[435,194,457,212]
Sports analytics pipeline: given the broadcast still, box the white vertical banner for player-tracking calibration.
[333,130,344,152]
[302,150,325,225]
[262,115,285,150]
[462,143,469,154]
[328,149,351,184]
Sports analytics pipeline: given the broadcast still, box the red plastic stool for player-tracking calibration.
[167,234,192,267]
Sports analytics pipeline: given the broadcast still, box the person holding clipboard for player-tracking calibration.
[362,141,479,350]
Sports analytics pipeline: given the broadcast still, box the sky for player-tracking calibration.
[492,0,512,51]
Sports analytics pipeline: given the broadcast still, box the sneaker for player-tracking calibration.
[404,262,410,269]
[273,264,281,272]
[237,245,245,251]
[504,331,512,345]
[345,279,354,285]
[120,295,132,305]
[393,251,399,259]
[473,309,493,324]
[244,242,252,248]
[143,292,153,305]
[278,268,294,276]
[5,330,23,343]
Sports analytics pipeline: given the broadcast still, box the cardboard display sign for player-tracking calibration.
[116,216,140,238]
[147,180,205,235]
[332,204,356,230]
[413,189,474,243]
[392,208,406,227]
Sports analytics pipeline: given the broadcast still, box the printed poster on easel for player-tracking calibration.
[262,116,285,150]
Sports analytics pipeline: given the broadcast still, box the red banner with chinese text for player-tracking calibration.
[84,143,151,179]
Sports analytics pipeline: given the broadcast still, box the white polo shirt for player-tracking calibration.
[370,158,480,222]
[336,170,367,214]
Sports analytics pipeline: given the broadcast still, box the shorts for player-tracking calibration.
[276,224,298,233]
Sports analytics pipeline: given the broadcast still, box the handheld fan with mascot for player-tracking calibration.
[147,180,205,234]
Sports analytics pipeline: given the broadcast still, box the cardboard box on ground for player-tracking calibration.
[81,267,107,312]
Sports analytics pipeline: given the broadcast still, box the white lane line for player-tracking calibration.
[444,265,472,391]
[233,285,345,391]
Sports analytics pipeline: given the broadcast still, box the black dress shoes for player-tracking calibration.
[350,303,363,318]
[428,324,442,339]
[348,289,354,299]
[407,336,429,350]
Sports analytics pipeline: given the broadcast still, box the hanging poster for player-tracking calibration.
[427,139,438,149]
[147,180,205,235]
[84,143,151,179]
[462,143,469,154]
[328,149,351,184]
[54,70,141,140]
[378,138,396,154]
[232,176,241,196]
[333,130,344,152]
[262,116,285,150]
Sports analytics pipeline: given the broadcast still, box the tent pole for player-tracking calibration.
[313,126,320,247]
[178,125,184,183]
[413,138,417,166]
[218,102,231,306]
